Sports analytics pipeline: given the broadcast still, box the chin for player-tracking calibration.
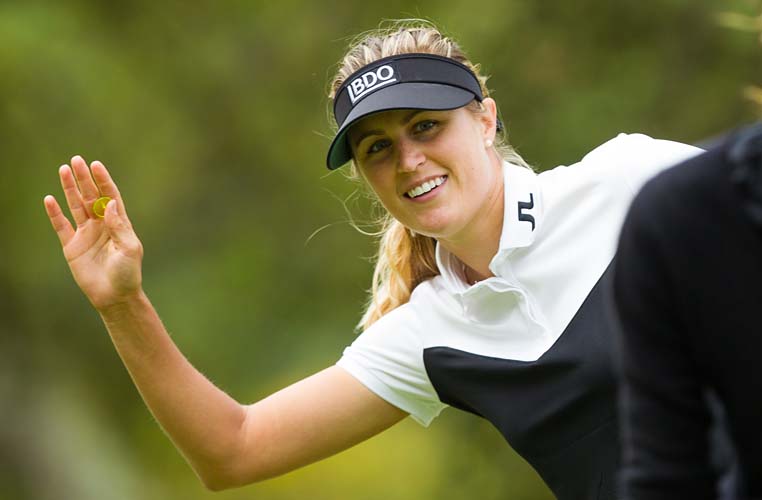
[410,222,455,240]
[400,210,462,240]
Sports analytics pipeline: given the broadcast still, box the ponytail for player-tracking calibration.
[358,215,438,330]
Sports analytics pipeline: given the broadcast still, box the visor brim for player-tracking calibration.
[326,82,477,170]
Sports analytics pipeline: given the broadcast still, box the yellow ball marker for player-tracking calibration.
[93,196,112,218]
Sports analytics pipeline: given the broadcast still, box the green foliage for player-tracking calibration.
[1,1,759,499]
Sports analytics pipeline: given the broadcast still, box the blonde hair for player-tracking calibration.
[328,20,531,331]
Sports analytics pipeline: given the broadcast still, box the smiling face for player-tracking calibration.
[348,98,503,244]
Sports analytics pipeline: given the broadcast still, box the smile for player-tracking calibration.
[405,176,447,199]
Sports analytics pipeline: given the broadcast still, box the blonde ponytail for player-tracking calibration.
[358,216,438,330]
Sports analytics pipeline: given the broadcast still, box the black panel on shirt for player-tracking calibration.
[424,264,619,500]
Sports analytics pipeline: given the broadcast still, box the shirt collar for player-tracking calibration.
[435,161,543,293]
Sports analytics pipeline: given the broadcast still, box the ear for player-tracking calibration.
[479,98,499,142]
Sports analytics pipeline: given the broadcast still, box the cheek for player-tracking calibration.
[361,170,397,204]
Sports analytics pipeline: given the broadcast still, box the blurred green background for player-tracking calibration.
[1,0,760,499]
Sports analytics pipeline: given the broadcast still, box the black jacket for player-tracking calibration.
[613,123,762,500]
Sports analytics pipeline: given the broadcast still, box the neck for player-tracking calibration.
[439,159,504,283]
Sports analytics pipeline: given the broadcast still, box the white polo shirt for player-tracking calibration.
[336,133,703,426]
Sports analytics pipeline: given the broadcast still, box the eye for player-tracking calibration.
[413,119,438,133]
[366,138,391,155]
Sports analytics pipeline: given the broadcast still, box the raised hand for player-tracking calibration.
[45,156,144,311]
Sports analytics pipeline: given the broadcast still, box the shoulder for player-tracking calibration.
[345,277,449,354]
[625,136,732,232]
[349,301,422,350]
[341,276,462,375]
[581,132,701,165]
[575,132,704,195]
[336,278,449,426]
[410,275,451,305]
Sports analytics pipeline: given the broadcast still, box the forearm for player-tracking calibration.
[98,290,246,489]
[47,159,248,489]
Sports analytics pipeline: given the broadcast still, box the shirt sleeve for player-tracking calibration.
[336,303,447,427]
[581,133,704,195]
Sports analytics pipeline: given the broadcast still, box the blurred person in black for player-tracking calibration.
[612,122,762,500]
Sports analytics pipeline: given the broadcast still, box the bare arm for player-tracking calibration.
[45,157,407,490]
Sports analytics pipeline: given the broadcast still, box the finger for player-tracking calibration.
[104,199,139,254]
[59,164,89,226]
[91,161,133,229]
[44,195,75,246]
[90,161,121,199]
[70,155,100,205]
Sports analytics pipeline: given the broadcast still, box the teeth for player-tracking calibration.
[407,176,446,198]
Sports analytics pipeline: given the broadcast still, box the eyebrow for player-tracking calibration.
[352,110,426,149]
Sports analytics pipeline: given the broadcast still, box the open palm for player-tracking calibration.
[45,156,144,311]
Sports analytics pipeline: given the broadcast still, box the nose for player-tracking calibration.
[396,137,425,173]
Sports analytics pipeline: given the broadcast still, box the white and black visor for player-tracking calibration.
[326,53,484,170]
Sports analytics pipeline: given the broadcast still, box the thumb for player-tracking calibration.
[104,199,135,247]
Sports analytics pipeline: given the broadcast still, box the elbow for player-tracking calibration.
[198,470,244,492]
[196,405,275,490]
[200,474,267,492]
[196,461,267,492]
[196,466,234,492]
[202,480,236,493]
[189,456,242,492]
[201,479,228,493]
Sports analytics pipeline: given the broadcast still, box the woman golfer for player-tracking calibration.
[44,23,701,500]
